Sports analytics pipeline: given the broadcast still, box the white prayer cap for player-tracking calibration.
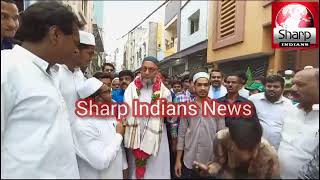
[284,70,294,75]
[77,77,103,99]
[193,72,210,83]
[79,30,96,46]
[304,65,313,69]
[112,77,119,84]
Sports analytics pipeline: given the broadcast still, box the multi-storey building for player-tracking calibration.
[206,1,318,77]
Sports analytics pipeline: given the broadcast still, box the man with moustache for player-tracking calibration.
[93,72,113,87]
[208,69,227,99]
[217,71,258,127]
[115,70,135,179]
[248,75,293,150]
[175,72,225,178]
[112,70,134,102]
[124,56,172,179]
[1,0,19,50]
[53,30,96,125]
[1,2,81,178]
[102,62,116,78]
[278,68,319,179]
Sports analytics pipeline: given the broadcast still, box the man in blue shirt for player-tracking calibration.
[112,70,134,102]
[1,0,19,50]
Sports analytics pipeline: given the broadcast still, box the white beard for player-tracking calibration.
[142,78,153,87]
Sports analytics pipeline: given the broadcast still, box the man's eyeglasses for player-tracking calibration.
[141,67,157,73]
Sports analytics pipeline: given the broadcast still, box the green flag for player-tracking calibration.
[246,67,253,88]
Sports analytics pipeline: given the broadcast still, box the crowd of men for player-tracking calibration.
[1,1,319,179]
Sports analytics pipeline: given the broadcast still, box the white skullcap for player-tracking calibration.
[77,77,103,99]
[284,70,294,75]
[79,30,96,46]
[112,77,119,84]
[304,65,313,69]
[193,72,210,83]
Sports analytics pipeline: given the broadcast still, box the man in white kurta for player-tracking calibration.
[125,56,171,179]
[208,70,227,99]
[53,31,95,125]
[1,2,81,177]
[278,68,319,179]
[72,78,125,179]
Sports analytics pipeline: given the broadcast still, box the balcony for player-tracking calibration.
[164,19,178,57]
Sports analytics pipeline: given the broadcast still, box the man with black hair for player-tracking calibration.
[1,0,19,50]
[168,73,195,178]
[278,68,319,179]
[124,56,172,179]
[181,75,190,92]
[119,70,134,90]
[102,62,115,77]
[217,71,258,127]
[112,70,134,103]
[175,72,225,179]
[1,2,81,178]
[93,72,113,87]
[193,119,280,179]
[135,70,141,78]
[237,71,250,98]
[249,75,293,150]
[54,30,96,125]
[208,69,227,99]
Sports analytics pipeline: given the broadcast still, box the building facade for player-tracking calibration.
[207,1,318,77]
[23,0,94,33]
[160,0,209,77]
[123,23,158,71]
[88,1,105,75]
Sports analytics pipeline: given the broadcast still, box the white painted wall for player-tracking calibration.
[180,1,208,50]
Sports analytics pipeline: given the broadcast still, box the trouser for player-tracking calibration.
[180,163,202,179]
[165,119,177,179]
[180,163,217,179]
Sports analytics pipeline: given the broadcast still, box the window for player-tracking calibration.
[189,10,200,35]
[212,1,246,49]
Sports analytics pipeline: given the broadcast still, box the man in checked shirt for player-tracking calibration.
[167,74,195,178]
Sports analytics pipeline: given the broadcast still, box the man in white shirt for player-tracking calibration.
[73,78,126,179]
[1,2,81,178]
[278,68,319,179]
[54,30,95,125]
[249,75,293,150]
[208,69,227,99]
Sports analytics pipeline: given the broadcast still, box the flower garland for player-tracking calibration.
[132,74,162,179]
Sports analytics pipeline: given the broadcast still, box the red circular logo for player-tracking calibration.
[276,4,314,28]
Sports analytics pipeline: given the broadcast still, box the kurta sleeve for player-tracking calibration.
[72,124,123,170]
[1,58,16,145]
